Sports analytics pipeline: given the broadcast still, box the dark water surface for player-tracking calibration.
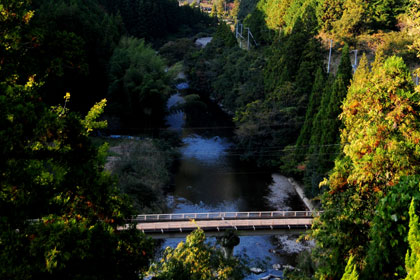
[163,92,308,279]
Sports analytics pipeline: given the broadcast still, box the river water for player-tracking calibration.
[163,92,309,279]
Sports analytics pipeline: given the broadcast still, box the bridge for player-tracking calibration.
[125,211,319,239]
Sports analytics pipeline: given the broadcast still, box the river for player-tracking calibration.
[163,91,310,279]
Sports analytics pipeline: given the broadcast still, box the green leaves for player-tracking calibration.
[107,36,170,129]
[148,229,245,280]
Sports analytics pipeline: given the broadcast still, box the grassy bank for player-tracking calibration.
[91,136,179,214]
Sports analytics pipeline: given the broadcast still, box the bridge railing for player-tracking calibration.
[130,211,321,223]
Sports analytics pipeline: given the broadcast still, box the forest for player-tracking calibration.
[1,0,420,279]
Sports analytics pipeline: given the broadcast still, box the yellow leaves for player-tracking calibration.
[64,92,71,101]
[25,75,36,89]
[82,99,107,136]
[46,247,59,272]
[22,10,34,24]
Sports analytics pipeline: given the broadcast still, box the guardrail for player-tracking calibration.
[130,211,321,223]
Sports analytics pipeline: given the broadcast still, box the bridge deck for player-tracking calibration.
[125,211,319,238]
[136,218,313,232]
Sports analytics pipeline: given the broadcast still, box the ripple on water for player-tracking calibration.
[181,135,232,162]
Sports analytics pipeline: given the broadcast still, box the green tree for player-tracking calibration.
[231,0,241,21]
[29,0,122,112]
[262,0,293,31]
[316,0,345,32]
[405,198,420,280]
[365,176,420,280]
[341,255,359,280]
[107,36,171,130]
[148,229,245,280]
[332,0,370,39]
[216,0,225,18]
[0,3,153,278]
[312,55,420,279]
[304,45,352,197]
[295,67,326,164]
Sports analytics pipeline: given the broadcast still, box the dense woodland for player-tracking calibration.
[1,0,420,279]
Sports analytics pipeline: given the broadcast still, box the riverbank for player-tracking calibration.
[92,136,179,214]
[287,177,316,212]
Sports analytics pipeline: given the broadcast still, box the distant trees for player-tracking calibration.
[294,67,326,166]
[99,0,215,43]
[236,0,411,43]
[29,0,122,112]
[107,37,171,129]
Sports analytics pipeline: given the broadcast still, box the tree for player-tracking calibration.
[304,45,352,197]
[341,255,359,280]
[316,0,345,32]
[29,0,122,112]
[405,198,420,280]
[365,176,420,280]
[148,229,245,280]
[403,0,420,58]
[262,0,293,31]
[0,3,153,278]
[231,0,241,21]
[216,0,225,18]
[312,55,420,279]
[295,67,326,164]
[328,55,420,193]
[332,0,370,38]
[107,36,171,130]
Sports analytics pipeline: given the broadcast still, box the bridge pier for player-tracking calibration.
[217,229,240,259]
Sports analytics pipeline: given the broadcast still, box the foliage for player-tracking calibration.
[148,229,246,280]
[327,55,420,193]
[107,36,171,129]
[365,175,420,280]
[0,3,154,278]
[401,0,420,60]
[405,197,420,280]
[0,0,36,79]
[29,0,122,112]
[303,45,352,197]
[294,67,326,164]
[0,77,154,279]
[99,0,215,44]
[311,184,374,279]
[111,140,174,213]
[341,255,359,280]
[237,0,259,20]
[312,55,420,279]
[159,38,197,66]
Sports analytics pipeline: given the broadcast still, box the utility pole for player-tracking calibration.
[327,39,333,74]
[351,49,358,73]
[246,27,250,50]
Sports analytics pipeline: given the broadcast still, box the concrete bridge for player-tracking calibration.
[126,211,319,239]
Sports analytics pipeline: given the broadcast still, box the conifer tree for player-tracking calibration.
[312,55,420,279]
[295,67,326,163]
[405,200,420,280]
[232,0,240,21]
[304,44,352,197]
[341,255,359,280]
